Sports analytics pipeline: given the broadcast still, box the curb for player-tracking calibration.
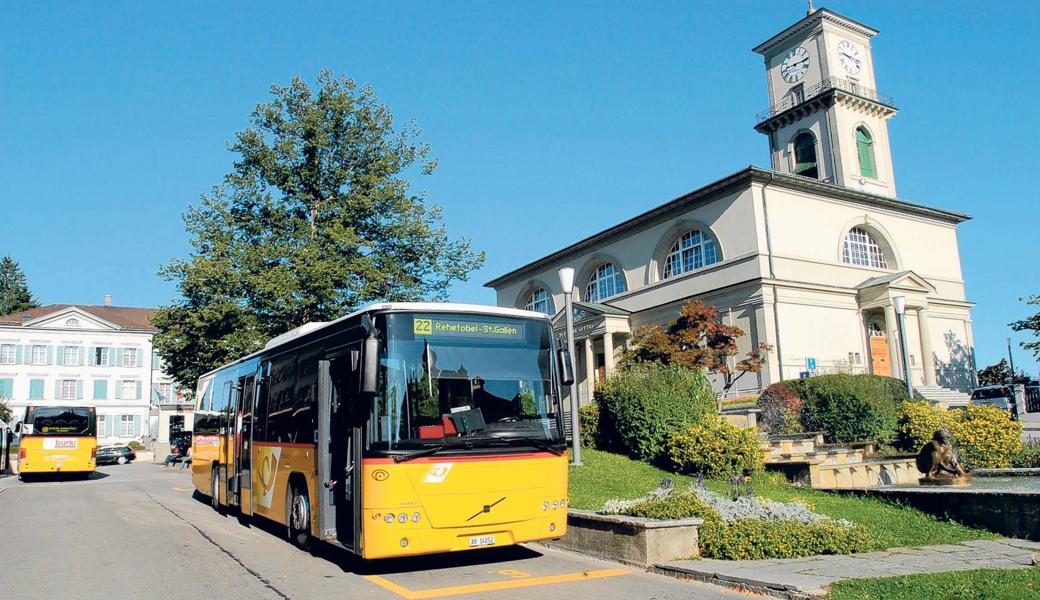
[650,564,824,599]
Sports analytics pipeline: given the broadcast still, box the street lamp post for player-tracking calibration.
[1006,337,1017,384]
[558,267,582,466]
[893,296,913,398]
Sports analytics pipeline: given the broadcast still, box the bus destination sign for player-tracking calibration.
[413,317,525,340]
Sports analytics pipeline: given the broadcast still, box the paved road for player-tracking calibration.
[0,463,752,600]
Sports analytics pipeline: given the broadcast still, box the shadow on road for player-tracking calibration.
[186,487,546,576]
[18,470,110,483]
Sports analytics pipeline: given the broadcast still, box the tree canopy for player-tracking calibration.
[619,299,771,400]
[1010,295,1040,361]
[976,358,1032,387]
[0,256,39,316]
[153,71,485,387]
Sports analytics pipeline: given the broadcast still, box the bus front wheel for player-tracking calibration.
[211,467,220,511]
[287,482,312,550]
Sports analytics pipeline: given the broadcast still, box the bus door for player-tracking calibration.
[220,381,236,506]
[317,349,363,551]
[232,374,256,513]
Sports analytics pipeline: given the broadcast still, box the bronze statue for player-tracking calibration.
[916,429,971,485]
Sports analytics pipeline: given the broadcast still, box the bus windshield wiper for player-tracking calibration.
[392,445,448,463]
[483,435,563,455]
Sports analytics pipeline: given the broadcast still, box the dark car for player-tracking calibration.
[96,445,136,465]
[970,385,1018,420]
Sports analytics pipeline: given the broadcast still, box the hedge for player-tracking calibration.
[594,363,715,462]
[667,417,763,478]
[777,374,916,443]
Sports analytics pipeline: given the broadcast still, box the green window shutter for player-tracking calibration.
[0,378,12,399]
[93,380,107,400]
[136,381,142,400]
[114,380,122,400]
[132,415,141,436]
[56,345,65,366]
[29,379,44,400]
[15,345,23,364]
[46,346,53,365]
[88,347,96,366]
[151,350,160,370]
[77,346,85,366]
[54,380,61,400]
[115,348,125,367]
[108,416,115,437]
[856,129,875,178]
[76,380,83,400]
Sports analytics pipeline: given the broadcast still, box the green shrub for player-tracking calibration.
[667,418,763,478]
[577,404,600,449]
[896,400,954,452]
[781,374,909,443]
[128,440,145,451]
[702,518,871,560]
[948,405,1023,470]
[1013,441,1040,468]
[625,490,723,524]
[757,383,802,436]
[595,363,716,462]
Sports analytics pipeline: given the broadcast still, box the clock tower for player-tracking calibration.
[753,8,898,197]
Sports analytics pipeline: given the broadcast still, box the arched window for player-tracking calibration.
[663,230,719,279]
[65,318,80,327]
[584,263,626,302]
[793,132,818,179]
[856,127,875,178]
[843,227,889,268]
[524,288,554,315]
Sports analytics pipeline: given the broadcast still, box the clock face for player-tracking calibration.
[781,46,810,83]
[838,40,862,75]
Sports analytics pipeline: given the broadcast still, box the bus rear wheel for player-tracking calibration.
[211,467,220,511]
[287,482,312,550]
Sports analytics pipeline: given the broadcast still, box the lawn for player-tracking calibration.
[828,567,1040,599]
[569,449,997,550]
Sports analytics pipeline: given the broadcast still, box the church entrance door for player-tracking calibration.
[870,336,891,377]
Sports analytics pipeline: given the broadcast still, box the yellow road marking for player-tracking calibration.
[364,568,629,599]
[173,487,193,492]
[495,569,530,579]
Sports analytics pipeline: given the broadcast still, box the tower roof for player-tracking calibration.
[753,8,878,56]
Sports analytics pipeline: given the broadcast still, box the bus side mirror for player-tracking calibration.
[362,334,380,395]
[557,349,574,386]
[12,422,21,434]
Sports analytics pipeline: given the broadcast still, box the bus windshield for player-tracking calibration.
[25,407,96,436]
[372,313,562,451]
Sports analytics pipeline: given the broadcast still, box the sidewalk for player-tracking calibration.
[656,539,1040,598]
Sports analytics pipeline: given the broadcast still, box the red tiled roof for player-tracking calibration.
[0,304,158,331]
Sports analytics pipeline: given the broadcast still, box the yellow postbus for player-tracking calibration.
[16,405,98,480]
[192,303,572,558]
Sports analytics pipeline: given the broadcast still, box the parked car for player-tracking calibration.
[970,385,1018,420]
[96,445,136,465]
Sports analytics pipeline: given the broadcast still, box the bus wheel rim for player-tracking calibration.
[291,493,308,531]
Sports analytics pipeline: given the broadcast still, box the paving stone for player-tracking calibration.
[1001,538,1040,551]
[961,540,1029,555]
[886,546,934,555]
[923,543,974,553]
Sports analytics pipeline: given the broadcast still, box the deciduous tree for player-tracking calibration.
[0,256,39,316]
[620,300,771,408]
[976,358,1031,387]
[153,72,485,387]
[1011,295,1040,361]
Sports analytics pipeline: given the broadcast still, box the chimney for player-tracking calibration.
[103,294,112,307]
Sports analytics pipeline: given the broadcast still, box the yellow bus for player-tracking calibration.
[192,303,572,558]
[16,405,98,480]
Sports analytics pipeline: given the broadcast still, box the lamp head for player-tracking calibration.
[557,267,575,294]
[892,296,906,315]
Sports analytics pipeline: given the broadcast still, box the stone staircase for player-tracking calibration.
[916,385,971,409]
[762,433,921,490]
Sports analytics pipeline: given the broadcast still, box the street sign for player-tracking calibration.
[799,371,811,379]
[806,357,817,371]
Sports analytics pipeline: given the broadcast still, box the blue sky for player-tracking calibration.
[2,1,1037,375]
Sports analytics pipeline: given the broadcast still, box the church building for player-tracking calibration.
[485,8,976,402]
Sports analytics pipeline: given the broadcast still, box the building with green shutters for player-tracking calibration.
[0,297,192,446]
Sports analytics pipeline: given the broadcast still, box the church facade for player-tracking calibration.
[485,8,976,401]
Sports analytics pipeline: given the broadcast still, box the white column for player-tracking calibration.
[885,304,901,379]
[917,308,936,386]
[584,337,595,402]
[603,333,615,377]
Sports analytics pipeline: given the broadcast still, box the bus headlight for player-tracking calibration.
[552,501,559,510]
[549,522,556,532]
[542,502,549,511]
[398,513,407,524]
[384,513,395,523]
[400,537,409,548]
[561,499,567,507]
[412,512,421,523]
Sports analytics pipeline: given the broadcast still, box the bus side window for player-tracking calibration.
[294,346,321,445]
[253,363,270,443]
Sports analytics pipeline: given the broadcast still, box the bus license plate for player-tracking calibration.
[468,535,495,547]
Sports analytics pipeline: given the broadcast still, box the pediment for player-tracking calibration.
[856,270,935,294]
[551,301,629,328]
[25,307,120,331]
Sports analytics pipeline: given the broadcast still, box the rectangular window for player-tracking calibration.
[791,83,805,104]
[157,383,173,403]
[120,415,134,437]
[0,378,12,400]
[29,378,44,400]
[0,344,15,365]
[62,346,79,365]
[95,347,111,366]
[60,379,78,400]
[31,345,48,365]
[124,348,138,368]
[97,415,107,438]
[121,380,137,400]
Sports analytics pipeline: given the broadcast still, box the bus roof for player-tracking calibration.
[198,302,550,380]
